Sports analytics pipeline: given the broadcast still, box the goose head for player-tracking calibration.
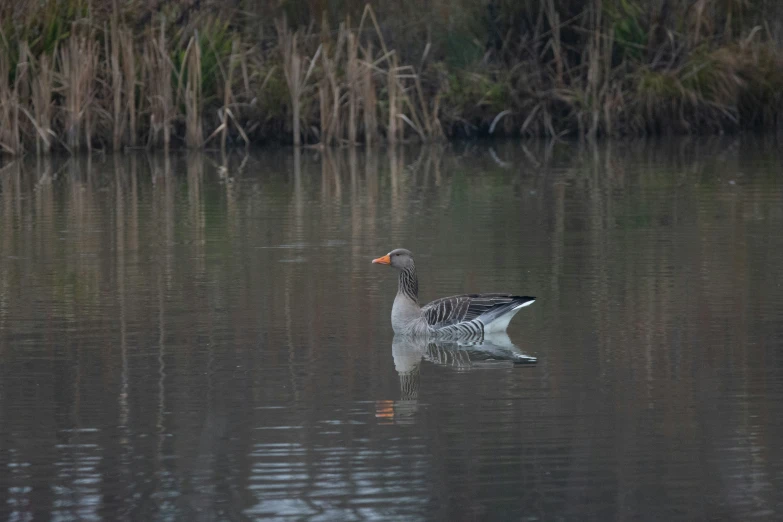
[372,248,415,270]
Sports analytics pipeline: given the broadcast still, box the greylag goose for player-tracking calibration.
[372,248,535,336]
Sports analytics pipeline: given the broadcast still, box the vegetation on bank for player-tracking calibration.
[0,0,782,155]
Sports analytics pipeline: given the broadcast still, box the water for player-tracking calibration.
[1,138,782,521]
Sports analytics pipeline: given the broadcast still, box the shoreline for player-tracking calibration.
[1,2,782,157]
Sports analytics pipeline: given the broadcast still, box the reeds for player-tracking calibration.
[0,43,20,154]
[0,0,782,156]
[60,29,98,151]
[361,43,377,146]
[277,19,320,147]
[105,14,137,150]
[180,34,204,148]
[279,5,445,147]
[143,19,174,150]
[29,51,55,153]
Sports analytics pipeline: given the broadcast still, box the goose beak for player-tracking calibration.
[372,254,391,265]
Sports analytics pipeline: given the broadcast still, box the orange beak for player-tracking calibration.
[372,254,391,265]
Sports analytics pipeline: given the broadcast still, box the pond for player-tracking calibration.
[1,138,782,521]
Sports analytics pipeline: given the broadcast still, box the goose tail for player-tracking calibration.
[481,296,536,333]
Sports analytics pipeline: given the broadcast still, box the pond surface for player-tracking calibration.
[1,138,782,521]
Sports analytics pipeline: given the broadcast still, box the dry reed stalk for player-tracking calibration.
[141,43,157,147]
[583,0,613,139]
[314,18,348,146]
[589,2,603,138]
[355,6,390,144]
[394,65,428,140]
[315,59,325,145]
[320,51,334,145]
[347,29,359,144]
[159,21,173,149]
[331,21,347,144]
[276,18,321,146]
[144,19,173,149]
[387,55,399,143]
[108,17,125,150]
[600,29,615,136]
[361,43,377,145]
[0,37,35,155]
[0,45,21,154]
[30,52,55,153]
[319,76,328,145]
[205,35,231,151]
[121,28,137,147]
[240,45,251,96]
[430,90,443,138]
[321,38,343,145]
[545,0,564,86]
[0,57,12,154]
[205,38,249,151]
[358,5,425,142]
[60,30,98,151]
[220,40,239,154]
[357,4,402,143]
[15,47,31,154]
[183,35,204,148]
[413,73,433,138]
[220,40,237,152]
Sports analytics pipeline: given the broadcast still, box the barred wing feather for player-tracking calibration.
[422,293,535,330]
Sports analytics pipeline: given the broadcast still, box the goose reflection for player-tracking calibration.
[378,333,537,424]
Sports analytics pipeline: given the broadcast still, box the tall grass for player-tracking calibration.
[0,0,782,155]
[277,19,319,147]
[60,30,98,151]
[143,20,174,150]
[29,50,55,153]
[0,44,20,154]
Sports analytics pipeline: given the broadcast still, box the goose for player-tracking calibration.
[372,248,535,336]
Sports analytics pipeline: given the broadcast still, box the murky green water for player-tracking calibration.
[1,138,782,521]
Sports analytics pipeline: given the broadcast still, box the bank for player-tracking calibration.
[1,1,782,156]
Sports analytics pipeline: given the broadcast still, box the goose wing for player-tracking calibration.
[422,293,535,329]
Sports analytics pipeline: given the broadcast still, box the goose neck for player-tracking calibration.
[397,265,419,303]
